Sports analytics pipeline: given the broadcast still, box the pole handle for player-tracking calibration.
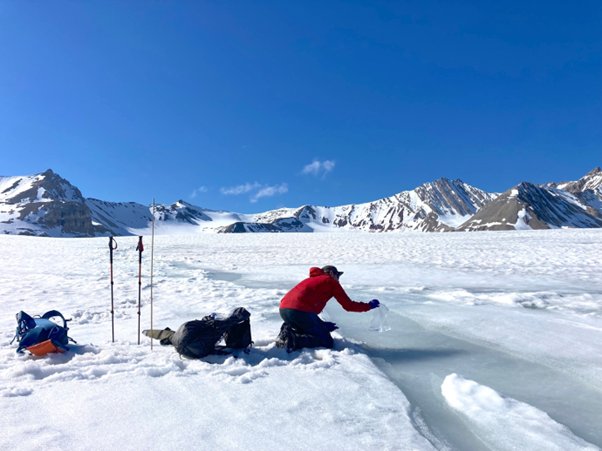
[136,236,144,262]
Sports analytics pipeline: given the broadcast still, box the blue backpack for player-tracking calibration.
[12,310,76,355]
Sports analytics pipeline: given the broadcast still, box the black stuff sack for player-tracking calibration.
[144,307,253,359]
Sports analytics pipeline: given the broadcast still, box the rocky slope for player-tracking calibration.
[458,180,602,231]
[227,178,497,233]
[1,168,601,236]
[0,170,106,237]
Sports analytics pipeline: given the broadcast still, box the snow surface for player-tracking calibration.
[1,230,602,450]
[441,374,597,451]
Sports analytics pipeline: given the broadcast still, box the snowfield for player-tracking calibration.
[1,230,601,450]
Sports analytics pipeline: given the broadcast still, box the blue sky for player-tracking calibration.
[1,1,600,212]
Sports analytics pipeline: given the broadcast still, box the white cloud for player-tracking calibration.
[220,182,288,203]
[190,186,208,199]
[302,159,335,177]
[220,182,261,196]
[251,183,288,203]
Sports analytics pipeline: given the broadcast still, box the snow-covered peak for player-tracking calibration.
[581,167,602,192]
[459,180,602,231]
[225,178,496,233]
[552,167,602,192]
[413,177,496,217]
[2,167,601,236]
[0,169,84,204]
[0,170,97,236]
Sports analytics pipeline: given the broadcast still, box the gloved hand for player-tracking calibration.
[369,299,380,309]
[323,321,339,332]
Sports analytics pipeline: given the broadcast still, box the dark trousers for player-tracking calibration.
[279,308,334,349]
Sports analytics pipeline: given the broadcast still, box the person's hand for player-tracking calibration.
[369,299,380,309]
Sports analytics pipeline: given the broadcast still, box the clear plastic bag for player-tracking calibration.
[369,303,391,332]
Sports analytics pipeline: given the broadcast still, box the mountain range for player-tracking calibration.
[1,168,601,237]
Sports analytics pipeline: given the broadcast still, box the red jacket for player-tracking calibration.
[279,267,371,314]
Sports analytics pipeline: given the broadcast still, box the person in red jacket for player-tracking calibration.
[277,265,380,350]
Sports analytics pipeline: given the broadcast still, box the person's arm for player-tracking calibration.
[331,280,372,312]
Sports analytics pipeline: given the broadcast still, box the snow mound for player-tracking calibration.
[441,373,598,451]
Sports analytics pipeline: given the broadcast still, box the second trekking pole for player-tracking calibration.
[109,236,118,342]
[150,200,156,350]
[136,236,144,345]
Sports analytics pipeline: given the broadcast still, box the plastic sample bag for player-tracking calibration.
[369,303,391,332]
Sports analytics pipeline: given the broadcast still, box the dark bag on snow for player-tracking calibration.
[145,307,253,359]
[223,314,253,349]
[12,310,76,356]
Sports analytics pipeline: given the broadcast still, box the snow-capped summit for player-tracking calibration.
[86,198,247,235]
[0,169,81,204]
[0,169,102,236]
[552,167,602,193]
[546,167,602,221]
[221,177,496,233]
[458,180,602,231]
[153,200,221,224]
[1,168,601,236]
[398,177,497,230]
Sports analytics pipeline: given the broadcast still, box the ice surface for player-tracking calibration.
[1,230,601,450]
[442,373,597,451]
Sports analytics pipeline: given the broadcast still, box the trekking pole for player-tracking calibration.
[109,236,118,342]
[150,200,156,350]
[136,236,144,345]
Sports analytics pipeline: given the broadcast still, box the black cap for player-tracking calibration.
[322,265,344,277]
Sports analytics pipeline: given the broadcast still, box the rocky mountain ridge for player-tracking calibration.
[1,167,600,237]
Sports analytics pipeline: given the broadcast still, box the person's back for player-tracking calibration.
[280,266,371,313]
